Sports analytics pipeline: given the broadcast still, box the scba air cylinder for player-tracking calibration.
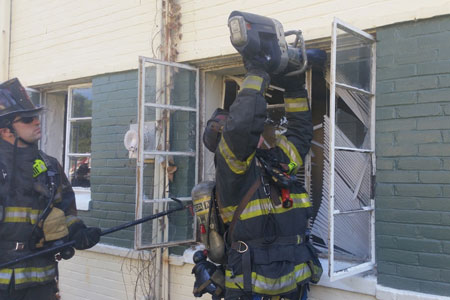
[191,181,226,264]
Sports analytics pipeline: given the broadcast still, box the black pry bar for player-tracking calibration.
[0,198,186,270]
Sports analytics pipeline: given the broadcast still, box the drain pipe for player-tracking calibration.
[154,0,169,299]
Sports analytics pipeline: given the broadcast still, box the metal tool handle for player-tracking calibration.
[0,198,186,269]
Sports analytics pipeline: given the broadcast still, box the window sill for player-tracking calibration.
[316,258,376,296]
[73,187,91,211]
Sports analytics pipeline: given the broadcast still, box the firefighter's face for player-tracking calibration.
[11,115,42,145]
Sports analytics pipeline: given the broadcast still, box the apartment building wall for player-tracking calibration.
[375,15,450,297]
[177,0,450,62]
[7,0,450,86]
[4,1,450,300]
[8,0,158,86]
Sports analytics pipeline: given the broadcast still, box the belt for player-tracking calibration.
[230,235,307,293]
[231,234,305,251]
[0,241,28,251]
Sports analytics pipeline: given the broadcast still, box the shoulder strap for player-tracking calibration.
[227,178,261,243]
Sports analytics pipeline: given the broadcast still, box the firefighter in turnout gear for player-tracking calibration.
[0,78,101,300]
[202,51,323,298]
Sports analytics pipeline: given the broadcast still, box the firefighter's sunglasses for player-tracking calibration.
[14,116,39,124]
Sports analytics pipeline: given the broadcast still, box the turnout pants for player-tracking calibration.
[0,280,57,300]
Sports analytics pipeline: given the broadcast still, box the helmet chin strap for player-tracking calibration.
[7,124,36,147]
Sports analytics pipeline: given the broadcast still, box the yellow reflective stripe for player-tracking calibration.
[4,207,40,224]
[285,97,309,112]
[242,75,264,91]
[0,269,13,284]
[14,265,56,284]
[240,195,311,221]
[193,195,210,216]
[277,135,303,172]
[240,198,273,220]
[291,193,311,207]
[220,205,236,224]
[225,262,311,295]
[218,136,255,175]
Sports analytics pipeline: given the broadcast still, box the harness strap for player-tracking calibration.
[242,247,252,292]
[227,178,261,244]
[224,178,261,293]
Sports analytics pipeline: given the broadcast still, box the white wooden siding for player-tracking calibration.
[9,0,159,86]
[8,0,450,85]
[0,0,11,81]
[177,0,450,61]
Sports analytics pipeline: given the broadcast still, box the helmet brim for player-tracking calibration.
[17,106,44,117]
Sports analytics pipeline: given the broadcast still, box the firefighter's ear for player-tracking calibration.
[0,128,7,137]
[0,127,12,139]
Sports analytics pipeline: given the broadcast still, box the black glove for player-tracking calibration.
[242,54,268,73]
[283,73,306,94]
[72,227,101,250]
[271,73,306,96]
[305,48,327,71]
[191,251,224,299]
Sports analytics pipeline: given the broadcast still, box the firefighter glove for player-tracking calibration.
[242,54,268,73]
[279,73,306,95]
[72,227,101,250]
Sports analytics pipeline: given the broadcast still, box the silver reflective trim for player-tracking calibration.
[4,208,39,223]
[14,267,55,282]
[0,271,12,280]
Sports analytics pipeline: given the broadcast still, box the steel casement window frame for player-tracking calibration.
[328,17,376,281]
[64,83,92,183]
[136,56,199,249]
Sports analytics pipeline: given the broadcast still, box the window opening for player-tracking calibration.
[64,84,93,210]
[205,24,375,280]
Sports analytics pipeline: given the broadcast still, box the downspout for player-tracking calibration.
[0,0,12,81]
[154,1,182,298]
[161,1,170,299]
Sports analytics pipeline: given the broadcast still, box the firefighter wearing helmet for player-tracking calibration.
[194,42,325,300]
[0,78,101,300]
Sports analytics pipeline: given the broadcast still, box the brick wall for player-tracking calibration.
[78,70,139,248]
[376,15,450,296]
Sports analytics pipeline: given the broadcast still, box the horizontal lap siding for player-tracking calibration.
[9,0,157,86]
[176,0,450,61]
[8,0,450,85]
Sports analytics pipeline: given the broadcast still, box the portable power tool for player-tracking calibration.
[228,11,326,76]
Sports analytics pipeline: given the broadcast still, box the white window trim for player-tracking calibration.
[64,83,92,211]
[327,17,376,281]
